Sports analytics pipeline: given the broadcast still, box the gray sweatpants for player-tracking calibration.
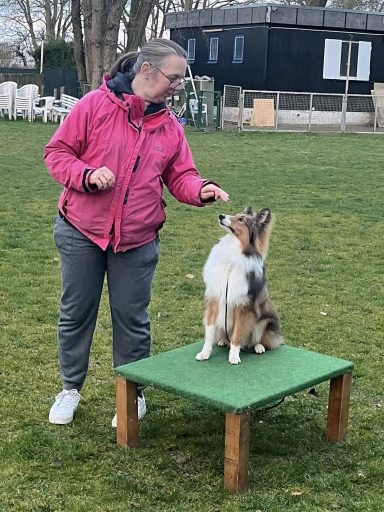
[54,215,159,391]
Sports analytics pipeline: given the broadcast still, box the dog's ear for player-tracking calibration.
[256,208,271,225]
[244,206,254,215]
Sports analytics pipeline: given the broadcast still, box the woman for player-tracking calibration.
[44,38,228,426]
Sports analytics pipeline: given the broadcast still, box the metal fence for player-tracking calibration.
[0,68,43,89]
[168,86,222,130]
[222,85,384,133]
[0,67,80,97]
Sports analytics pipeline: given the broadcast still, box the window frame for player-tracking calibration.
[208,36,219,63]
[187,38,196,64]
[233,35,245,63]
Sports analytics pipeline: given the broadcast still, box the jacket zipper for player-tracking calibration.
[127,106,142,133]
[123,155,141,205]
[123,107,143,208]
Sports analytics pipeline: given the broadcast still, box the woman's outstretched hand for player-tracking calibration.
[200,184,229,203]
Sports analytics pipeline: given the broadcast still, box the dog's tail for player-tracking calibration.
[261,328,284,350]
[259,302,284,350]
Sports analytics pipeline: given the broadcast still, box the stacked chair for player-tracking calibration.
[13,84,39,122]
[0,81,17,120]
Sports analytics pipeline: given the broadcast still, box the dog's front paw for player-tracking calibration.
[254,343,266,354]
[229,345,241,364]
[196,351,211,361]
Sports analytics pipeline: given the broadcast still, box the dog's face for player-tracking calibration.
[218,207,272,257]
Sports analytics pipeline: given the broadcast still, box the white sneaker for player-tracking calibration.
[49,389,81,425]
[112,395,146,428]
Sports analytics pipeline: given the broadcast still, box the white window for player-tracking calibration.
[187,39,196,63]
[323,39,371,81]
[233,35,244,62]
[209,37,219,62]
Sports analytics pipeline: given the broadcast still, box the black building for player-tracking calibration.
[166,4,384,94]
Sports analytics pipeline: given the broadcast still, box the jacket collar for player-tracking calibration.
[106,71,134,96]
[99,81,173,130]
[105,72,166,117]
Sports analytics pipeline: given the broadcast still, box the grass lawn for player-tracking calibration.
[0,119,383,512]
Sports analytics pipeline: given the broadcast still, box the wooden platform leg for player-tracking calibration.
[224,412,250,493]
[116,377,139,448]
[326,372,352,442]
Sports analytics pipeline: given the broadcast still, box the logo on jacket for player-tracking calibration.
[153,145,166,155]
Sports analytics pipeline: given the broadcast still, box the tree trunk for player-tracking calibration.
[71,0,87,84]
[125,0,157,52]
[20,0,39,50]
[15,45,28,66]
[80,0,127,89]
[44,0,72,41]
[104,0,125,72]
[45,0,55,41]
[90,0,106,88]
[82,0,93,83]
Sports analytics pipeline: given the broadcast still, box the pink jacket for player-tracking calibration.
[44,81,211,252]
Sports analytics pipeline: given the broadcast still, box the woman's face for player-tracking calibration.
[141,54,187,104]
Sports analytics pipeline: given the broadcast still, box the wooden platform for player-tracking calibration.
[115,342,353,493]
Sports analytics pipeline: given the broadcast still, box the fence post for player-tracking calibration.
[215,91,222,131]
[275,92,280,131]
[341,37,353,133]
[373,95,378,133]
[221,94,225,130]
[238,92,244,132]
[197,92,203,130]
[185,87,194,127]
[341,93,347,132]
[308,93,313,132]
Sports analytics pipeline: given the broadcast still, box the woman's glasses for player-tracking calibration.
[150,64,187,88]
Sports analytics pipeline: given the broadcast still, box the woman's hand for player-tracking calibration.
[89,167,116,191]
[200,184,229,203]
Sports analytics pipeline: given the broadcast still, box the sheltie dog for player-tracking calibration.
[196,207,283,365]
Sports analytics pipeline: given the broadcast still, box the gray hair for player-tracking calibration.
[110,38,187,78]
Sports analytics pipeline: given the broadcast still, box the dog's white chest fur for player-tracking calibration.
[203,234,264,310]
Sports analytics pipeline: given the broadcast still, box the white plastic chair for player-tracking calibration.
[0,81,17,120]
[50,94,79,124]
[13,84,39,122]
[189,98,208,125]
[34,96,56,123]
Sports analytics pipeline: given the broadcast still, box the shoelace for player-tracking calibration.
[55,390,81,411]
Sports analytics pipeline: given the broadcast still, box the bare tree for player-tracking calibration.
[0,0,39,51]
[72,0,127,88]
[15,43,29,65]
[0,0,71,65]
[71,0,86,82]
[0,42,14,65]
[44,0,72,41]
[330,0,384,9]
[148,0,172,38]
[121,0,157,51]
